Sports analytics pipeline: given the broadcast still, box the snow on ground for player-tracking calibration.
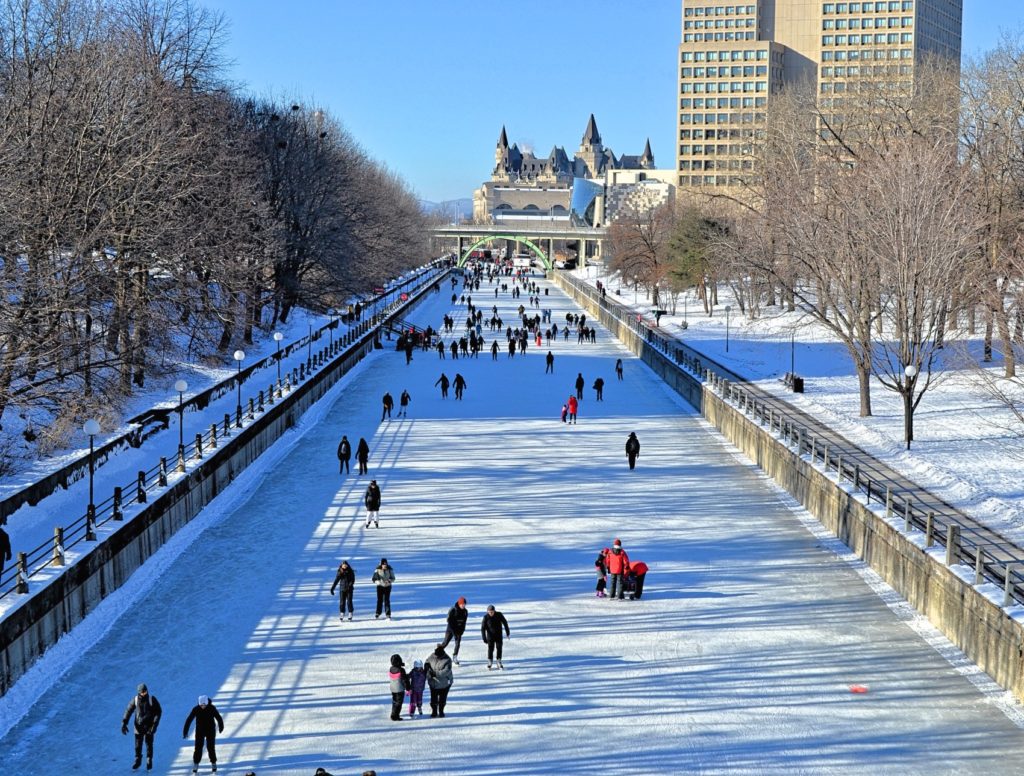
[582,268,1024,546]
[1,272,1023,774]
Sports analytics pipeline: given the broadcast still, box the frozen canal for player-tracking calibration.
[2,271,1023,775]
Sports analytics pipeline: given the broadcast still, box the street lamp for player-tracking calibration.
[725,305,732,353]
[273,332,283,383]
[233,349,245,427]
[633,275,638,304]
[174,379,188,471]
[327,309,336,348]
[903,364,918,450]
[790,330,795,376]
[307,324,312,370]
[83,419,100,539]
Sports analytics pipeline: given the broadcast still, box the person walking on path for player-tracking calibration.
[399,389,411,418]
[594,548,609,597]
[364,479,382,528]
[567,395,578,424]
[605,538,630,600]
[440,597,469,665]
[182,695,224,774]
[425,644,454,717]
[625,432,641,470]
[435,372,450,399]
[574,373,585,400]
[388,655,410,721]
[330,560,356,620]
[381,392,394,421]
[337,435,351,474]
[408,660,428,718]
[627,560,649,600]
[372,558,395,619]
[481,605,511,670]
[545,350,554,374]
[593,377,604,401]
[356,437,370,475]
[615,358,624,381]
[122,683,162,771]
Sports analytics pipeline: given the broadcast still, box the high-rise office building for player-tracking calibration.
[676,0,963,189]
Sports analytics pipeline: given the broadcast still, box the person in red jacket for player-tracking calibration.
[605,538,630,599]
[627,560,649,600]
[566,395,578,424]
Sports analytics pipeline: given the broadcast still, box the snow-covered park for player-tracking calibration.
[2,271,1024,774]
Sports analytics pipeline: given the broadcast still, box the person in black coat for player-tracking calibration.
[480,606,511,669]
[593,377,605,401]
[364,480,382,528]
[625,432,641,470]
[330,560,356,619]
[575,373,585,400]
[122,683,162,771]
[439,597,468,664]
[182,695,224,772]
[356,437,370,475]
[0,525,10,575]
[337,435,351,474]
[381,392,394,421]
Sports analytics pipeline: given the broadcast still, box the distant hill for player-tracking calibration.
[421,198,473,222]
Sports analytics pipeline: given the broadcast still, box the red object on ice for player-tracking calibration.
[849,685,869,694]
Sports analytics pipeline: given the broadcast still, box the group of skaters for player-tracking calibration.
[594,538,650,600]
[119,684,224,773]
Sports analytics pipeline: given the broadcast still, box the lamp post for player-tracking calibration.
[233,349,245,427]
[725,305,732,353]
[633,275,638,304]
[790,330,795,376]
[174,379,188,471]
[273,332,283,383]
[327,309,336,348]
[307,325,312,370]
[903,364,918,450]
[83,419,100,540]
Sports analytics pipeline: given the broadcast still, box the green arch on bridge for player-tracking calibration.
[457,235,553,271]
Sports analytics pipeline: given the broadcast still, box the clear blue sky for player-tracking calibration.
[206,0,1024,203]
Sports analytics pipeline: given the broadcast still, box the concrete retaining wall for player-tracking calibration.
[0,277,445,697]
[553,271,1024,703]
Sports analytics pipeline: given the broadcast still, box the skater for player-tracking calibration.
[575,373,585,400]
[545,350,554,374]
[364,479,381,528]
[628,560,649,600]
[381,392,394,421]
[595,547,609,597]
[560,403,568,424]
[567,395,578,424]
[121,683,162,771]
[490,340,499,360]
[425,643,454,718]
[372,558,395,619]
[435,372,450,399]
[481,605,511,669]
[336,435,351,474]
[330,560,356,619]
[408,660,427,718]
[605,538,630,600]
[625,432,640,470]
[182,695,224,774]
[356,437,370,475]
[439,597,469,665]
[615,358,624,381]
[399,389,411,418]
[404,340,414,365]
[388,654,410,721]
[593,377,604,401]
[453,373,467,400]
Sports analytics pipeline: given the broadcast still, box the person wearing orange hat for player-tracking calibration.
[605,539,630,600]
[440,597,469,665]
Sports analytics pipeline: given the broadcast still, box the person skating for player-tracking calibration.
[330,560,356,620]
[425,644,454,718]
[453,373,467,400]
[480,605,511,669]
[182,695,224,774]
[615,358,624,380]
[122,683,162,771]
[408,660,428,718]
[356,437,370,475]
[381,392,394,421]
[593,377,604,401]
[439,597,469,665]
[594,548,609,597]
[388,654,410,721]
[560,403,568,424]
[399,389,411,418]
[567,395,578,424]
[574,372,585,400]
[490,340,499,360]
[605,538,630,600]
[627,560,649,600]
[364,480,381,528]
[337,435,351,475]
[372,558,395,619]
[625,432,641,470]
[545,350,554,374]
[435,372,450,399]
